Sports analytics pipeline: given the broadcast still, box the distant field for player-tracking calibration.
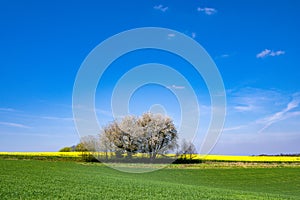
[0,159,299,199]
[1,152,300,163]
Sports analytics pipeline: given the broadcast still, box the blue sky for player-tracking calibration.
[0,0,299,155]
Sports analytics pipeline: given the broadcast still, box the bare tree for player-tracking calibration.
[180,139,197,159]
[99,113,178,160]
[100,120,124,158]
[79,135,98,152]
[138,113,178,160]
[113,116,142,158]
[99,132,113,160]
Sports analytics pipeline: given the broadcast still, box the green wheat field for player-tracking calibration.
[0,158,299,200]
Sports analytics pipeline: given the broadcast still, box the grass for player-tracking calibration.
[0,159,299,199]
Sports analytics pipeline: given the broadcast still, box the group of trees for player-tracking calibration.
[58,143,89,152]
[60,113,197,161]
[99,113,178,160]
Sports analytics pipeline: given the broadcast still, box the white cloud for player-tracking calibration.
[167,84,185,90]
[191,32,196,39]
[227,88,300,135]
[288,111,300,118]
[42,116,74,121]
[215,53,232,60]
[212,131,300,155]
[154,5,168,12]
[234,105,254,112]
[256,49,285,58]
[0,108,17,112]
[220,54,230,58]
[197,7,217,15]
[229,87,285,113]
[0,121,30,128]
[209,89,300,155]
[222,125,246,132]
[167,33,175,38]
[256,49,271,58]
[269,50,285,56]
[96,109,113,117]
[258,93,300,133]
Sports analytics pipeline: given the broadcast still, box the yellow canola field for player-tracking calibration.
[198,155,300,162]
[0,152,82,157]
[0,152,299,162]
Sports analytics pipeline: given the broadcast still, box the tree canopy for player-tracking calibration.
[100,113,178,160]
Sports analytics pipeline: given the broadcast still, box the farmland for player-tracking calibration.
[0,159,299,199]
[1,152,300,163]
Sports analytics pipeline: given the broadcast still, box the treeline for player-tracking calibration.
[258,153,300,157]
[60,113,197,163]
